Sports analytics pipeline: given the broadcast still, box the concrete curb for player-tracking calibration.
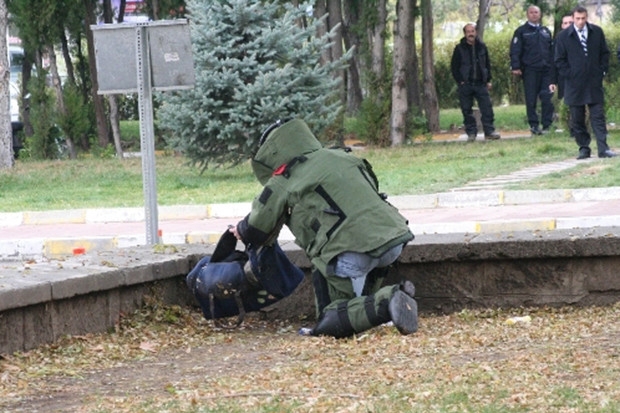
[389,187,620,210]
[2,187,620,260]
[3,215,620,260]
[3,187,620,228]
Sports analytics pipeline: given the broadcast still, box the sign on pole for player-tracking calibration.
[91,20,195,245]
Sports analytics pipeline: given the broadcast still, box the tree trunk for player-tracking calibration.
[59,29,76,86]
[103,0,123,158]
[342,0,362,113]
[47,43,77,159]
[21,56,33,137]
[421,0,439,132]
[368,0,387,99]
[103,0,113,21]
[476,0,491,41]
[406,0,421,110]
[118,0,126,22]
[314,1,330,66]
[149,0,160,20]
[327,0,345,106]
[390,0,414,146]
[108,95,123,157]
[73,34,90,150]
[0,0,12,168]
[83,0,110,148]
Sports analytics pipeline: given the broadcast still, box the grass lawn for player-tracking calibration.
[1,105,620,212]
[2,105,620,412]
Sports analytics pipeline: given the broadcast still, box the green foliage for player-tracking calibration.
[119,120,142,150]
[407,112,430,141]
[118,95,139,121]
[611,0,620,22]
[433,45,458,109]
[90,144,118,159]
[345,97,390,145]
[157,0,349,169]
[56,83,92,146]
[22,73,59,160]
[485,31,523,105]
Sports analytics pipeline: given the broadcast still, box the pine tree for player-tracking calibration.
[157,0,348,169]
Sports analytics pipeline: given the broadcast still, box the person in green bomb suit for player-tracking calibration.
[230,118,418,338]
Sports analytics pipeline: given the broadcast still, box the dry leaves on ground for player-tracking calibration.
[1,301,620,412]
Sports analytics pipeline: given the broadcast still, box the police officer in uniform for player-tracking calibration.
[231,118,417,338]
[510,5,554,135]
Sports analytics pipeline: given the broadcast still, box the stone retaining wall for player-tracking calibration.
[2,227,620,354]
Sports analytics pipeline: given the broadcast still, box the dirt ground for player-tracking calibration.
[2,327,293,412]
[2,302,620,412]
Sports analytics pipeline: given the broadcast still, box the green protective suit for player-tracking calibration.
[237,119,415,337]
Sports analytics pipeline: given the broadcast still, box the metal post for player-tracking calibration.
[136,25,159,245]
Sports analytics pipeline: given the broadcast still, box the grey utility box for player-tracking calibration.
[91,19,195,94]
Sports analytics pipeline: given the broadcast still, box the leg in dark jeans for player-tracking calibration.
[588,102,610,155]
[458,83,477,136]
[474,84,496,135]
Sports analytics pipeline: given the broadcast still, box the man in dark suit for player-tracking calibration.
[555,5,617,159]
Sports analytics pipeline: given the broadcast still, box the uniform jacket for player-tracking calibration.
[237,119,414,275]
[510,22,553,71]
[451,37,492,84]
[554,23,609,106]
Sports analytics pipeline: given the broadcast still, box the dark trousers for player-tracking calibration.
[570,103,609,156]
[522,68,554,130]
[458,82,495,136]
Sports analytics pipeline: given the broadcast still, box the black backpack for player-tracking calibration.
[186,230,305,327]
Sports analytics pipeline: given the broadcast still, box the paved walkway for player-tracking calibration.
[1,129,619,259]
[452,157,595,191]
[2,184,620,259]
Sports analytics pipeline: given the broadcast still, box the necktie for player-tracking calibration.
[579,29,587,56]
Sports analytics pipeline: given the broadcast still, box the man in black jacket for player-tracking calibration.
[510,5,554,135]
[555,6,617,159]
[451,23,500,142]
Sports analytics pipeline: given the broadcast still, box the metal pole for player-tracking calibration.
[136,24,159,245]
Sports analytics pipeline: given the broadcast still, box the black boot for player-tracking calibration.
[311,302,356,339]
[389,282,418,335]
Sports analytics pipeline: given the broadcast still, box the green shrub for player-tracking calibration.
[56,83,93,148]
[23,73,58,160]
[344,97,390,145]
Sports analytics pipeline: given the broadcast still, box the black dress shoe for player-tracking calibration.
[577,149,591,160]
[530,127,542,136]
[599,150,617,158]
